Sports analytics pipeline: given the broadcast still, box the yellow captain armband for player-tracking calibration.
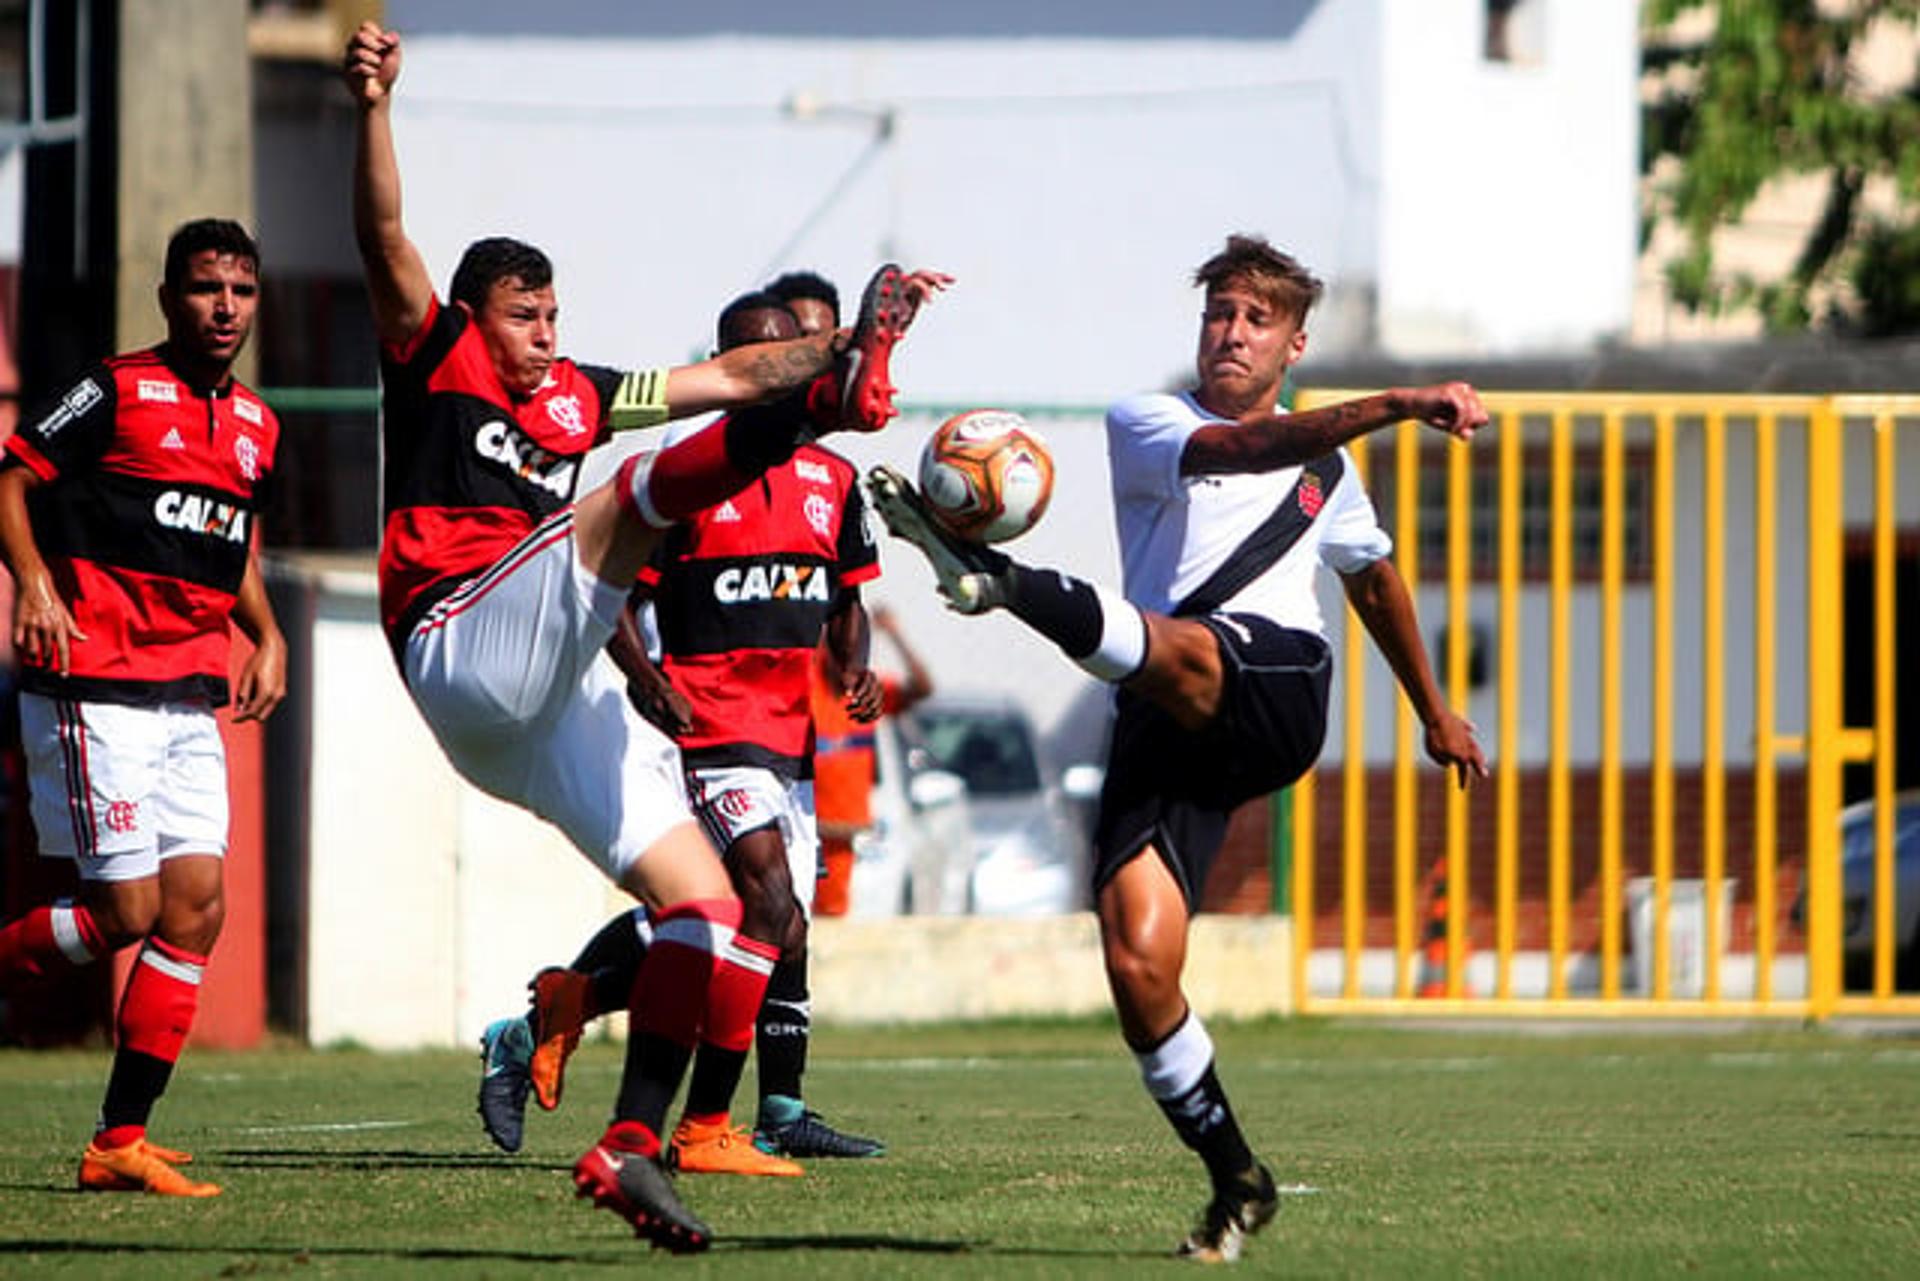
[608,367,671,431]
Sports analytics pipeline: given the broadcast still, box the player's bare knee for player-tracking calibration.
[780,907,808,960]
[1100,923,1175,999]
[1131,617,1222,729]
[81,882,159,949]
[159,895,224,955]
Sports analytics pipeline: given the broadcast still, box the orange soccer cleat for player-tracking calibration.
[528,966,592,1112]
[78,1138,220,1197]
[669,1117,803,1178]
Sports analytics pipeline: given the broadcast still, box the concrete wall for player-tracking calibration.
[115,0,255,377]
[295,564,627,1049]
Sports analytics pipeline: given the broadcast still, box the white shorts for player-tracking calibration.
[686,764,819,920]
[403,510,694,882]
[18,693,228,883]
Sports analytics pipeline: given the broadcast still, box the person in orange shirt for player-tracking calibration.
[810,605,933,916]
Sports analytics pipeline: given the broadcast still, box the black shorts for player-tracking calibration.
[1092,613,1331,909]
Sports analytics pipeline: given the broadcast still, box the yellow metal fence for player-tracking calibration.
[1287,391,1917,1018]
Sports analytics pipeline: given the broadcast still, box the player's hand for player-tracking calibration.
[628,681,693,736]
[843,669,885,722]
[343,20,402,106]
[1424,711,1488,790]
[1398,382,1487,442]
[232,631,288,723]
[12,571,86,677]
[900,271,955,327]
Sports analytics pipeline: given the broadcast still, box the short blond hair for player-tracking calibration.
[1193,234,1324,325]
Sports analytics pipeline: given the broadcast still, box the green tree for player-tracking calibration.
[1643,0,1920,335]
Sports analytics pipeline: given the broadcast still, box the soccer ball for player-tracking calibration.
[917,409,1055,544]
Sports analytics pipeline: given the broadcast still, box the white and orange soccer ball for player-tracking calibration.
[917,409,1055,544]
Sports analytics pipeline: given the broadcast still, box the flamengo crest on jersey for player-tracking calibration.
[374,296,638,649]
[646,441,879,776]
[2,348,279,708]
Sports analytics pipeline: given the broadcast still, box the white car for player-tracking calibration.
[846,715,976,917]
[900,697,1101,916]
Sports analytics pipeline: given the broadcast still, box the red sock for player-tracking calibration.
[676,930,779,1121]
[631,898,743,1046]
[705,934,778,1055]
[598,1118,662,1159]
[118,937,205,1063]
[617,424,751,529]
[97,938,206,1143]
[0,903,107,984]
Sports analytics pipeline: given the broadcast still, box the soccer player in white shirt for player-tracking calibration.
[870,235,1489,1263]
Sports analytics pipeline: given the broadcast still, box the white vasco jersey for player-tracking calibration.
[1106,390,1392,636]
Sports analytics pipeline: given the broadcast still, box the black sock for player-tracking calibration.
[683,1043,749,1120]
[613,1030,693,1136]
[755,952,811,1105]
[1005,564,1147,681]
[100,1049,174,1131]
[570,910,649,1016]
[1154,1063,1257,1195]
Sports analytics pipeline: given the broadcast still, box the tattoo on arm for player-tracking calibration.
[1190,394,1397,475]
[740,336,833,394]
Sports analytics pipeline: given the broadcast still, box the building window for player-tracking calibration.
[1485,0,1545,65]
[1364,441,1653,584]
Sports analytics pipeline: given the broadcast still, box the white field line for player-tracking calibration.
[823,1049,1917,1073]
[231,1119,420,1135]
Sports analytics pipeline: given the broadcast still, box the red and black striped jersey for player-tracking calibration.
[3,347,279,707]
[376,297,645,648]
[644,438,878,778]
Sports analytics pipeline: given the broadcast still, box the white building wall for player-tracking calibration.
[1378,0,1640,355]
[391,16,1388,407]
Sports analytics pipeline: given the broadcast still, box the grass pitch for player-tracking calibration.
[1,1019,1916,1278]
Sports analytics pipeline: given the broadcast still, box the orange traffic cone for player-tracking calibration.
[1416,859,1471,997]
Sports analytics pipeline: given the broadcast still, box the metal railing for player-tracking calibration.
[1288,391,1916,1019]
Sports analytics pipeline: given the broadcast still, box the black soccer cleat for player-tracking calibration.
[1176,1163,1279,1264]
[754,1108,886,1160]
[574,1127,712,1254]
[476,1015,533,1153]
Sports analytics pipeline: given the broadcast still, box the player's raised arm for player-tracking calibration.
[1183,382,1487,477]
[344,20,433,349]
[655,263,939,428]
[660,332,839,421]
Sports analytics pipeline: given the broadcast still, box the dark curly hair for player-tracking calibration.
[163,219,260,290]
[765,270,840,326]
[450,237,553,311]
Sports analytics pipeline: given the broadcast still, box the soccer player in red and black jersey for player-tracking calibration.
[0,218,287,1198]
[345,22,942,1251]
[475,293,889,1170]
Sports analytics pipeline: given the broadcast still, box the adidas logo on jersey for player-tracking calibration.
[712,500,742,523]
[712,563,829,604]
[153,491,248,543]
[160,427,186,451]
